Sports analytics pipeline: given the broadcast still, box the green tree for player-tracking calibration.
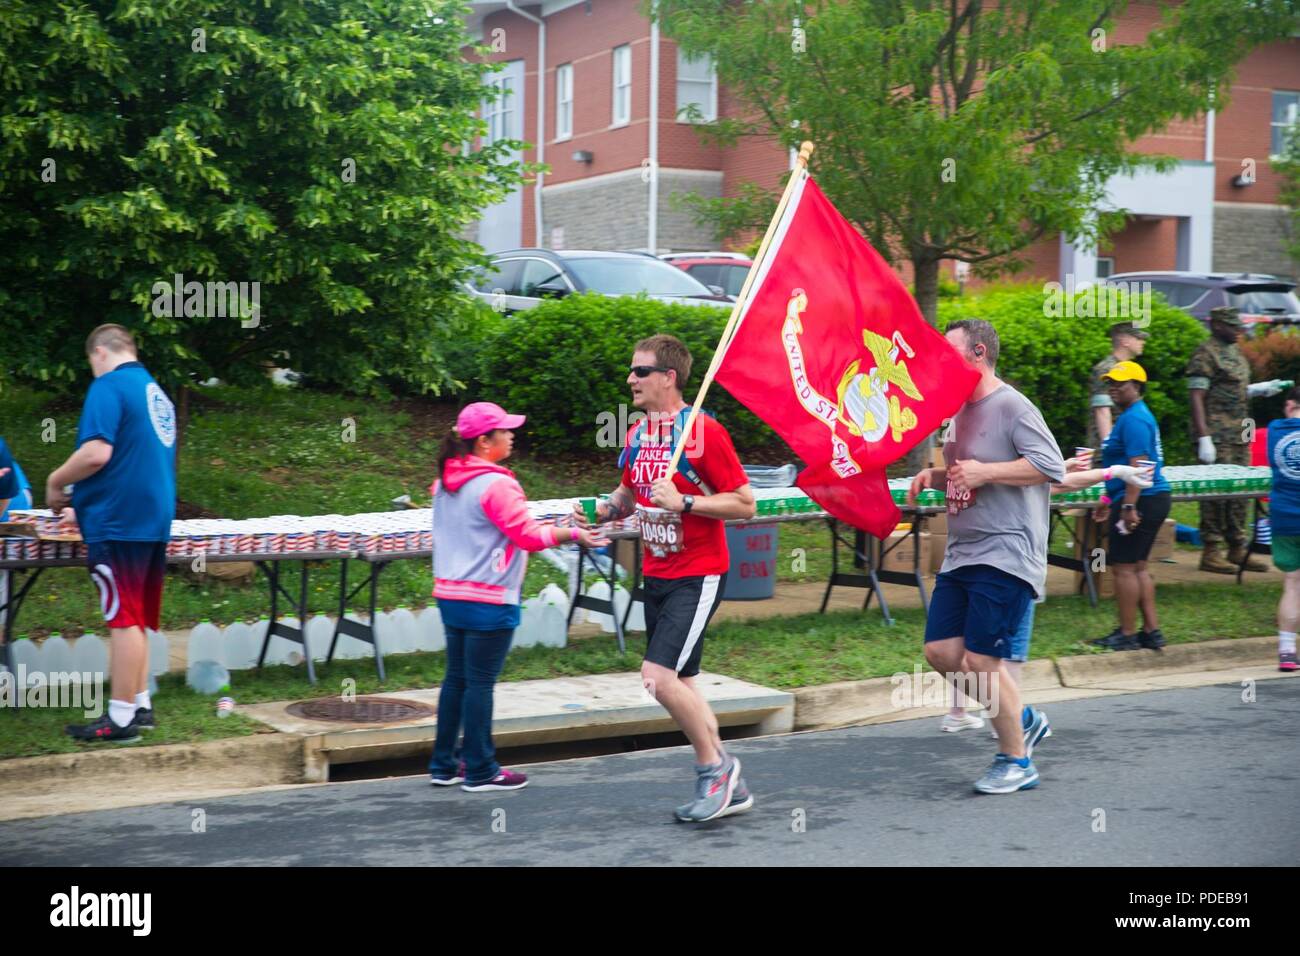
[1274,120,1300,269]
[0,0,526,402]
[657,0,1299,328]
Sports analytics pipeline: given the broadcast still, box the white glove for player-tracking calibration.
[1107,464,1154,489]
[1247,379,1288,398]
[1197,435,1216,464]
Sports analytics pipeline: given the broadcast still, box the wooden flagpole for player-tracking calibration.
[666,140,815,474]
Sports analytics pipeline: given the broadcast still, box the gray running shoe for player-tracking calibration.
[721,777,754,817]
[674,755,741,823]
[1023,706,1051,759]
[974,754,1039,794]
[680,774,754,819]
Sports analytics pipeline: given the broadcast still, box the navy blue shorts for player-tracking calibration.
[924,564,1034,660]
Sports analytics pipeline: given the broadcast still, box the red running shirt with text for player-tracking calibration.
[622,414,748,579]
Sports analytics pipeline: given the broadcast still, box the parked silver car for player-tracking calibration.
[466,249,732,313]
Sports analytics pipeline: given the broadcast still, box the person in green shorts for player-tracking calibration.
[1266,386,1300,672]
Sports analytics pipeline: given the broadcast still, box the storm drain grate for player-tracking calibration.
[287,696,435,723]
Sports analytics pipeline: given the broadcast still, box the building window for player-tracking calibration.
[556,63,573,141]
[1095,257,1115,279]
[612,45,631,127]
[482,68,518,146]
[676,50,716,123]
[1272,91,1300,156]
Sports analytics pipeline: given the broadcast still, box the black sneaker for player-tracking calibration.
[135,707,156,731]
[1138,629,1166,651]
[66,713,141,743]
[1091,629,1139,651]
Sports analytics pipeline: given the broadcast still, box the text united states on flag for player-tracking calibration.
[715,172,980,538]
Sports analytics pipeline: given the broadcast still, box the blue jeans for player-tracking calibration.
[428,625,514,784]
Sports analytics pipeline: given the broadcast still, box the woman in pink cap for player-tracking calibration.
[428,402,607,791]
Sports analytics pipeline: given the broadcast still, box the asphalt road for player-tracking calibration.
[3,680,1297,866]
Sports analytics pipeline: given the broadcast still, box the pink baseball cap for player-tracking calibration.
[456,401,525,439]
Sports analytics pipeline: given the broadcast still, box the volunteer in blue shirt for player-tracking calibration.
[1090,361,1171,652]
[1266,385,1300,672]
[0,438,34,519]
[46,324,177,743]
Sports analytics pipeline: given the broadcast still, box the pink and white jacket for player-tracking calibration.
[432,456,563,605]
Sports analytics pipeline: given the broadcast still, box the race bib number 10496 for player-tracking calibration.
[638,506,685,557]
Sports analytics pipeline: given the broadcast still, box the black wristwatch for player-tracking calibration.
[1121,503,1136,510]
[682,495,695,514]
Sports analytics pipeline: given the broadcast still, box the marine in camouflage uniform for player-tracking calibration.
[1086,353,1119,452]
[1186,307,1266,572]
[1087,323,1149,452]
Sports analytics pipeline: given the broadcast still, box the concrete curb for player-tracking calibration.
[0,732,305,817]
[792,636,1280,731]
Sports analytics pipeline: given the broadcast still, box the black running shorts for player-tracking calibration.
[1107,492,1172,565]
[642,573,726,677]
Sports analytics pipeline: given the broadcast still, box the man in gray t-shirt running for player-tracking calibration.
[908,319,1065,795]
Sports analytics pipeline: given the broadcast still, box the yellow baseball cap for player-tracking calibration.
[1103,360,1148,383]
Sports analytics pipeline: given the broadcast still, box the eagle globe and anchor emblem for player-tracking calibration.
[780,290,926,475]
[834,328,923,444]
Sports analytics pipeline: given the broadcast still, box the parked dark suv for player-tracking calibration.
[465,249,731,314]
[1103,271,1300,334]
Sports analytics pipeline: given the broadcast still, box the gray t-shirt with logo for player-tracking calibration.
[940,384,1066,599]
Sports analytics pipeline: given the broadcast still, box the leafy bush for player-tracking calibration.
[457,284,1209,466]
[472,294,774,454]
[439,300,512,392]
[938,286,1207,463]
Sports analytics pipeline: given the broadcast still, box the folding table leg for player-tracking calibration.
[368,561,386,682]
[256,561,276,669]
[300,562,316,685]
[329,558,347,663]
[607,548,625,656]
[820,519,837,614]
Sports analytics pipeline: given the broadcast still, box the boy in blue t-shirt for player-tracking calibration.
[0,438,32,518]
[47,324,177,743]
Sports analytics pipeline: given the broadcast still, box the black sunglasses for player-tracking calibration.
[630,365,671,378]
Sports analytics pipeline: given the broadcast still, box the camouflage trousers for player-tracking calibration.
[1199,439,1250,549]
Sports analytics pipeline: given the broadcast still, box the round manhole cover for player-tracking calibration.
[287,696,435,724]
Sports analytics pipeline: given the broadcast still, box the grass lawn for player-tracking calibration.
[1,577,1278,758]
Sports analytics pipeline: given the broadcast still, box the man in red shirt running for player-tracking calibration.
[577,334,756,823]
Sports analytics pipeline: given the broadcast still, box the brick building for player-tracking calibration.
[464,0,1300,282]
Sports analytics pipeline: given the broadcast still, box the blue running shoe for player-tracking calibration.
[974,754,1039,794]
[1023,706,1051,758]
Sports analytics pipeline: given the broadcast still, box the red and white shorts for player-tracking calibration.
[86,541,167,631]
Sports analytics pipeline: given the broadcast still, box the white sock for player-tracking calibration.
[108,699,136,729]
[1281,632,1297,655]
[135,691,151,711]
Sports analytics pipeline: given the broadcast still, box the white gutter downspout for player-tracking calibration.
[648,13,660,254]
[504,1,545,247]
[1205,108,1216,165]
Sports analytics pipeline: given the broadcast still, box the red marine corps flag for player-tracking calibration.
[704,144,980,538]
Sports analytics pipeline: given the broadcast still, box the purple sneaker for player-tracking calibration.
[430,760,466,787]
[462,768,529,792]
